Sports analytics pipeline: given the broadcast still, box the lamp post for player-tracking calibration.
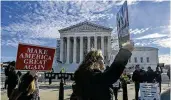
[56,60,64,100]
[58,73,64,100]
[58,72,74,100]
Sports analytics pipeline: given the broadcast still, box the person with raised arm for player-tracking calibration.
[70,41,134,100]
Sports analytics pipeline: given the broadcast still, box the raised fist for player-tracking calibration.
[122,40,134,52]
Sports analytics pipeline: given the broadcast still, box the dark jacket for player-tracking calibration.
[18,73,35,100]
[7,71,18,98]
[146,69,155,83]
[5,66,10,76]
[72,49,132,100]
[167,69,170,79]
[8,71,18,87]
[140,69,147,82]
[132,69,146,83]
[155,70,162,82]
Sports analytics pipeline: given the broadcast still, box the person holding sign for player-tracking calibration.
[132,65,147,100]
[9,70,37,100]
[70,41,134,100]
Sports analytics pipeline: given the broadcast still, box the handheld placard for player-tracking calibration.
[116,1,130,48]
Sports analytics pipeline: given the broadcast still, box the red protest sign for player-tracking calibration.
[16,43,56,71]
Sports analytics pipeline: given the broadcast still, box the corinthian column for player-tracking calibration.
[94,36,97,49]
[60,37,63,63]
[87,36,90,52]
[66,37,70,64]
[108,36,111,61]
[73,37,77,63]
[101,36,104,55]
[80,36,83,63]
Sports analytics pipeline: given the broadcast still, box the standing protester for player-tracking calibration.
[7,61,18,98]
[48,70,53,85]
[146,66,155,83]
[132,65,146,100]
[48,68,54,85]
[4,65,10,89]
[60,67,66,85]
[112,79,121,100]
[140,67,147,82]
[70,41,134,100]
[9,71,37,100]
[154,65,162,93]
[167,67,170,86]
[121,70,129,100]
[167,67,170,80]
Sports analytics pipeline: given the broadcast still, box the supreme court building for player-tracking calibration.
[54,21,113,72]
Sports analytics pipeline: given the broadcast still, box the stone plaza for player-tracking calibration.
[1,82,170,100]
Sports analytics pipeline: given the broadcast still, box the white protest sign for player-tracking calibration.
[140,83,160,100]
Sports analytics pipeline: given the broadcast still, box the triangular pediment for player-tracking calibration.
[59,21,112,33]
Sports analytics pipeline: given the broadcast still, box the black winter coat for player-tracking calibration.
[8,71,18,88]
[5,66,10,76]
[146,70,155,83]
[132,69,147,83]
[167,69,170,79]
[73,49,132,100]
[154,70,162,82]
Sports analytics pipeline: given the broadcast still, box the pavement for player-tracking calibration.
[161,88,170,100]
[1,82,170,100]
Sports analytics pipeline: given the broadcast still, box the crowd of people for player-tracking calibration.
[2,41,170,100]
[70,41,170,100]
[132,64,163,100]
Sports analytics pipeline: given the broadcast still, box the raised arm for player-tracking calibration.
[91,48,132,84]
